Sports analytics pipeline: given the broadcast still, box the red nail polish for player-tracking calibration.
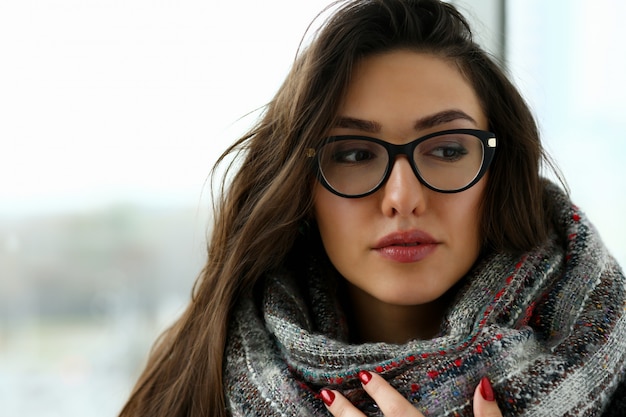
[358,370,373,385]
[320,389,335,406]
[479,377,495,402]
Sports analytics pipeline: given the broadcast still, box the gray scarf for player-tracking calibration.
[224,184,626,416]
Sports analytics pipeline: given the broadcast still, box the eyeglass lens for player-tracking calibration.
[317,133,485,196]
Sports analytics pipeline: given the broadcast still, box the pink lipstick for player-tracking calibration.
[373,230,439,263]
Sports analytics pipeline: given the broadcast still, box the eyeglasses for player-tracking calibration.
[306,129,497,198]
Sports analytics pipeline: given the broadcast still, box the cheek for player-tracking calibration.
[313,186,364,257]
[314,187,346,240]
[444,181,486,250]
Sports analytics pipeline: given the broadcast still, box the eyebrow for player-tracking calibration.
[334,116,382,133]
[414,109,477,130]
[334,109,477,133]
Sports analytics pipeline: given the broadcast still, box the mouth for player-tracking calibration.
[373,230,439,263]
[374,230,438,248]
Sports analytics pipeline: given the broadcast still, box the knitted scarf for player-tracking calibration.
[224,184,626,416]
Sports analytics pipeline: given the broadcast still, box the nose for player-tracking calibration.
[380,156,427,217]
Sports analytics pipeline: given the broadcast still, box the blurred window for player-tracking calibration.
[507,0,626,266]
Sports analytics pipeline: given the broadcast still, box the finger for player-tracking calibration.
[320,388,365,417]
[473,377,503,417]
[358,371,424,417]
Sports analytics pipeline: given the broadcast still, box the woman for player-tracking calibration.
[119,0,626,416]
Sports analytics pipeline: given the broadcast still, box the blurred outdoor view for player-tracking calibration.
[1,1,624,416]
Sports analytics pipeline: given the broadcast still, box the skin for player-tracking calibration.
[314,50,489,343]
[322,371,503,417]
[313,50,502,416]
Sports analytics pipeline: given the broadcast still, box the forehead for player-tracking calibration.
[338,50,487,132]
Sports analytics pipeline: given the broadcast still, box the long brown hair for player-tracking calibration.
[119,1,558,415]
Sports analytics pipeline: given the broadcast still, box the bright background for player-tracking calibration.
[0,1,624,416]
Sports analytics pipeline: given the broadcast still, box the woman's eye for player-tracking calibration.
[428,145,468,161]
[333,149,375,163]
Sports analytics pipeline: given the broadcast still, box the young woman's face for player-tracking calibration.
[313,50,489,307]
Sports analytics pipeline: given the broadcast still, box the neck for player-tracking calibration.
[345,284,452,344]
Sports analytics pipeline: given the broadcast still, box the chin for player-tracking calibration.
[377,290,444,307]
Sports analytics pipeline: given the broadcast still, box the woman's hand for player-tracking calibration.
[320,371,502,417]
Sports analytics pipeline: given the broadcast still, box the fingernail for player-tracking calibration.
[479,377,495,402]
[320,389,335,406]
[358,370,373,385]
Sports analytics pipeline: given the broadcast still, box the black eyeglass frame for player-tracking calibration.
[307,128,497,198]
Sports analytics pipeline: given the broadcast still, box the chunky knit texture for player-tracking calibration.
[224,184,626,416]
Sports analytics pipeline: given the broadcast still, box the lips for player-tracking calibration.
[373,230,439,263]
